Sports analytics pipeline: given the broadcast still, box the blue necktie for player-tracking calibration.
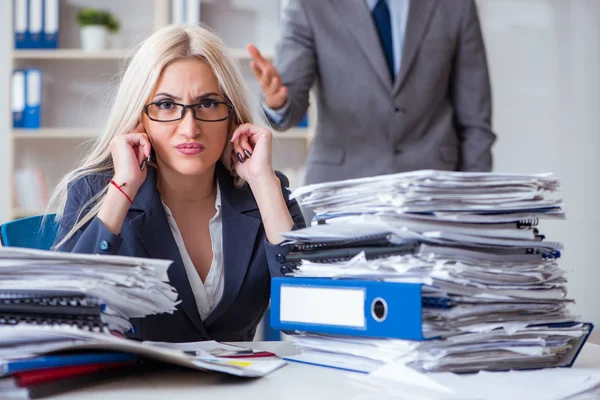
[372,0,394,81]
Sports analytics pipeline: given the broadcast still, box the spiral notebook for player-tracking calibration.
[0,291,104,332]
[291,233,400,251]
[286,243,421,266]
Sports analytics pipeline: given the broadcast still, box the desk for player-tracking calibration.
[50,342,600,399]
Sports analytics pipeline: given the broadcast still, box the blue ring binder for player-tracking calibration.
[270,277,427,340]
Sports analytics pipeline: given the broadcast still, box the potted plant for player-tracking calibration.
[76,8,120,51]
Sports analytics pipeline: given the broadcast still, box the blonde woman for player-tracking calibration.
[51,25,305,342]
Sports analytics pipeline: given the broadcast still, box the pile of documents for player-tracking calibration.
[272,170,593,374]
[0,325,286,399]
[0,249,285,398]
[0,247,179,333]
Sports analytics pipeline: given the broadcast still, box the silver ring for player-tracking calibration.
[371,297,388,322]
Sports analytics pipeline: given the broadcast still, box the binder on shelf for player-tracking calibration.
[24,68,42,129]
[186,0,201,25]
[11,70,26,129]
[28,0,44,48]
[42,0,59,48]
[13,0,28,49]
[171,0,185,24]
[270,277,427,340]
[171,0,201,25]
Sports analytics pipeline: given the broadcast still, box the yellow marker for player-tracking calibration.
[226,360,252,367]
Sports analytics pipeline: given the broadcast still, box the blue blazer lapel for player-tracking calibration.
[204,164,260,325]
[128,168,209,339]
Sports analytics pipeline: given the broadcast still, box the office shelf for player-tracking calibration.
[12,128,100,139]
[13,49,131,60]
[12,48,271,61]
[12,127,309,140]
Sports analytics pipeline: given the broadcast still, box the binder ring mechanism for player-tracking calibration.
[371,297,388,322]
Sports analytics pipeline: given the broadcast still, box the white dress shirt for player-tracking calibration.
[162,182,224,321]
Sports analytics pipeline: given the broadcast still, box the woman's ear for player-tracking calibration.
[138,114,149,132]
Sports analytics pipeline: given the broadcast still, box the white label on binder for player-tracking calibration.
[44,0,59,33]
[280,286,366,328]
[172,0,185,25]
[29,0,43,33]
[11,71,25,112]
[14,0,27,34]
[186,0,201,25]
[26,69,41,106]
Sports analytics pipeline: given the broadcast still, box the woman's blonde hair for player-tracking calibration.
[49,25,253,247]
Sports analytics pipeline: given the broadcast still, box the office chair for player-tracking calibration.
[0,214,58,250]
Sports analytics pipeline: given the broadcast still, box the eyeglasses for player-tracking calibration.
[144,100,233,123]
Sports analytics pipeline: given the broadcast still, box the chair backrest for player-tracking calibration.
[0,214,59,250]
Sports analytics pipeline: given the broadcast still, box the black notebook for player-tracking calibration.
[291,233,397,251]
[286,242,421,266]
[0,291,104,332]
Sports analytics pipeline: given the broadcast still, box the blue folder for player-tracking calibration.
[27,0,44,48]
[23,68,42,129]
[1,352,136,375]
[12,69,26,129]
[270,277,427,340]
[13,0,28,49]
[42,0,59,48]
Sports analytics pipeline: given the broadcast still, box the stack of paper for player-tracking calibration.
[0,325,286,399]
[277,170,592,373]
[0,247,179,333]
[0,249,286,397]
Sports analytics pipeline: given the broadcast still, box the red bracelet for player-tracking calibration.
[109,179,133,204]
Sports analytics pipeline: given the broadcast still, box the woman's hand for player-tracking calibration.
[110,123,152,197]
[230,123,275,185]
[231,124,294,244]
[99,124,152,235]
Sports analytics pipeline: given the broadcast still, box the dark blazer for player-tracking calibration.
[53,162,306,342]
[270,0,496,184]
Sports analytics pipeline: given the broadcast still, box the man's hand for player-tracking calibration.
[247,44,288,110]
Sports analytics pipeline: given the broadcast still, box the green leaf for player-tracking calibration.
[76,8,120,33]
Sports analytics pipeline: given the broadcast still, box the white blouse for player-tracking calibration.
[162,182,224,321]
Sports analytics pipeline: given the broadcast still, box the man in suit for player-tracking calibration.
[248,0,496,184]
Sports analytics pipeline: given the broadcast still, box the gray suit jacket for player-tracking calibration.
[269,0,496,184]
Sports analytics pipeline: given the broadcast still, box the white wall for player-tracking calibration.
[477,0,600,326]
